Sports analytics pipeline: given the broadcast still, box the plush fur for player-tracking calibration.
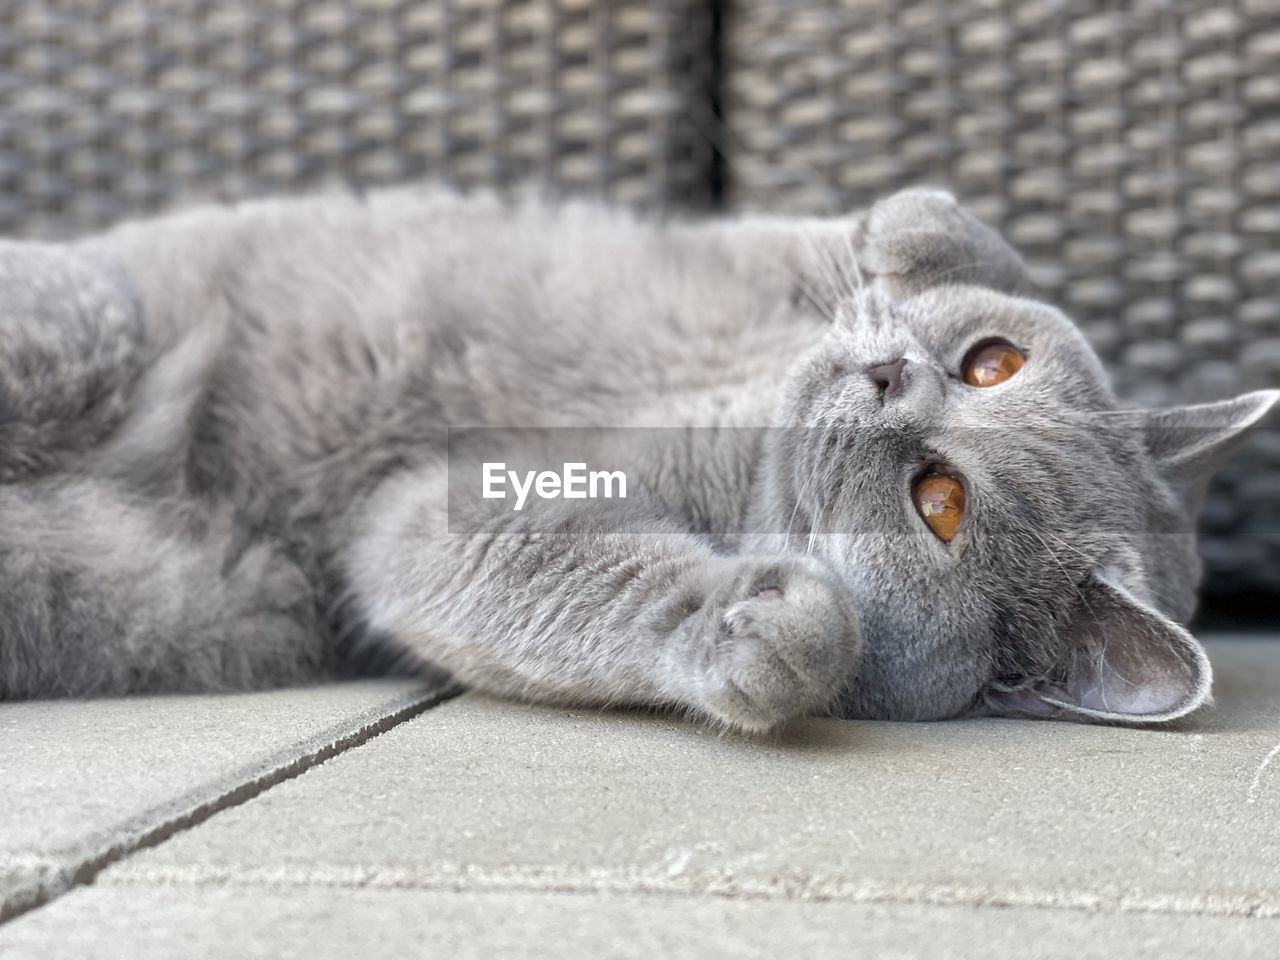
[0,186,1273,732]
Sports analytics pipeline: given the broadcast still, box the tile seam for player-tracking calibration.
[96,863,1280,922]
[0,685,457,926]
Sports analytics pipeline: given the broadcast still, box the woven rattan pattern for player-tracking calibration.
[0,0,715,237]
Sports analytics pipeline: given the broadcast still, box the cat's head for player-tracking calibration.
[761,281,1277,723]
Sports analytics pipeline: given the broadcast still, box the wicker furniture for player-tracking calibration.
[0,0,1276,597]
[0,0,715,238]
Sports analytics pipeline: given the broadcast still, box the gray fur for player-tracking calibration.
[0,186,1273,732]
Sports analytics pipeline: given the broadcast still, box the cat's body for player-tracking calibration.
[0,186,1273,730]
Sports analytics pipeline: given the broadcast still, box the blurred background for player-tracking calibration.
[0,0,1276,621]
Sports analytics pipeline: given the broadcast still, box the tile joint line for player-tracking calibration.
[0,686,458,927]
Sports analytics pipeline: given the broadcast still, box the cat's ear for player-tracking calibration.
[988,575,1211,723]
[1141,390,1280,514]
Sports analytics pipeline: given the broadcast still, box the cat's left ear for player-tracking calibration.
[987,575,1211,723]
[1141,390,1280,514]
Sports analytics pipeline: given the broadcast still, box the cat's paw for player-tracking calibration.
[858,188,1029,298]
[692,556,862,734]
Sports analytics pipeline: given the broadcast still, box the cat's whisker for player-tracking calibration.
[784,489,804,540]
[1060,410,1152,425]
[907,257,1006,288]
[1036,529,1094,566]
[787,275,838,323]
[795,226,848,310]
[785,468,818,542]
[807,223,857,303]
[839,227,866,296]
[811,221,863,305]
[1036,530,1108,632]
[745,254,838,326]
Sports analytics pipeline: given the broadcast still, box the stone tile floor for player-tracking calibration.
[2,638,1277,958]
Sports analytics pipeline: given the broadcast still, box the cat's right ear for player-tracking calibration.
[1140,390,1280,515]
[985,574,1212,724]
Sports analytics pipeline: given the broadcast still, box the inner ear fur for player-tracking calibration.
[988,576,1212,724]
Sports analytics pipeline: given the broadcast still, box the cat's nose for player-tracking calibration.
[864,358,907,398]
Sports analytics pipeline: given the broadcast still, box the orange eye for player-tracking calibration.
[963,340,1025,387]
[913,473,966,542]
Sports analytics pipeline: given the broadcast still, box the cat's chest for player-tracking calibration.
[551,317,815,427]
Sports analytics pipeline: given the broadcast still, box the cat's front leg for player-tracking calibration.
[343,467,862,733]
[856,188,1032,298]
[699,189,1031,317]
[688,552,862,731]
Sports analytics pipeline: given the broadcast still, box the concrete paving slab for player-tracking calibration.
[0,681,442,919]
[104,639,1280,918]
[2,886,1278,960]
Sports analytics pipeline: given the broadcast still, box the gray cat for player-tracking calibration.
[0,186,1273,732]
